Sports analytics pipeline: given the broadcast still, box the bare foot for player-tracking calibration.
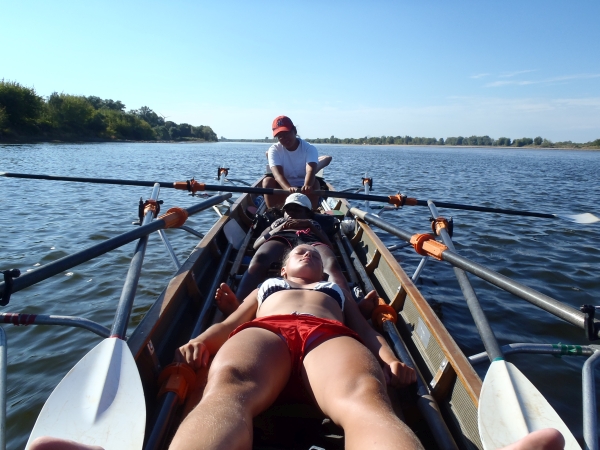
[29,437,104,450]
[215,283,241,316]
[502,429,565,450]
[357,290,379,319]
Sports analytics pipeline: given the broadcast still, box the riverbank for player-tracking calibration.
[0,136,211,145]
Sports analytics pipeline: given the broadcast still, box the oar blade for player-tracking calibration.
[479,360,578,449]
[557,213,600,224]
[26,338,145,450]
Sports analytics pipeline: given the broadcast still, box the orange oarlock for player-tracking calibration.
[388,194,418,207]
[219,168,229,177]
[371,298,397,331]
[409,233,447,260]
[158,363,196,404]
[431,217,449,236]
[173,179,206,194]
[159,207,189,228]
[143,199,160,218]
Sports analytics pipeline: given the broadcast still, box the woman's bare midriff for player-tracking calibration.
[255,289,345,323]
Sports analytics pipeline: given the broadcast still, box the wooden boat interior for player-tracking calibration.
[128,177,486,450]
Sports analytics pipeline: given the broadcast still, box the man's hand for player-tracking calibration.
[300,184,313,194]
[383,360,416,388]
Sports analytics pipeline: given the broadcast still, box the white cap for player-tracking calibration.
[283,193,312,210]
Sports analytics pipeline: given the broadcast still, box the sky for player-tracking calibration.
[2,1,599,141]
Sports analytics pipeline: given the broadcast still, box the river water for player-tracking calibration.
[1,142,599,448]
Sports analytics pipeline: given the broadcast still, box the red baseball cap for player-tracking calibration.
[272,116,295,137]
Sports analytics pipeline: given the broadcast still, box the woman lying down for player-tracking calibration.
[30,245,567,450]
[173,243,418,449]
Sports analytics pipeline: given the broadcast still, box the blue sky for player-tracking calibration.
[2,1,599,141]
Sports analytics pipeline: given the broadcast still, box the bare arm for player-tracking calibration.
[253,220,286,249]
[177,289,259,369]
[344,297,416,387]
[302,162,317,193]
[271,165,296,192]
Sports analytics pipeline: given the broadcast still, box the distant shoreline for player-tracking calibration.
[0,136,211,145]
[217,139,600,151]
[2,138,598,151]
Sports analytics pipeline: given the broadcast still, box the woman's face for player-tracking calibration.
[283,203,311,219]
[282,245,323,280]
[276,130,297,150]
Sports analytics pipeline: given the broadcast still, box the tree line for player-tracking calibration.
[0,80,217,142]
[306,135,600,149]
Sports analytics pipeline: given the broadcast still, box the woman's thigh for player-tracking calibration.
[205,327,292,415]
[301,336,391,421]
[257,239,288,258]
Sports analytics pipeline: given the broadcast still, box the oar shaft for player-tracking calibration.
[2,171,573,220]
[425,200,556,219]
[350,207,590,335]
[111,184,159,339]
[0,194,232,298]
[428,201,503,361]
[0,172,173,188]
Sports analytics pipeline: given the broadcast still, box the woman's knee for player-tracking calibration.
[262,177,279,188]
[249,250,279,272]
[204,362,259,398]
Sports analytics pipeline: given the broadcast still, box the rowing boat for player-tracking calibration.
[1,170,598,449]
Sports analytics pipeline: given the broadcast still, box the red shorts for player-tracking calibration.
[229,314,362,375]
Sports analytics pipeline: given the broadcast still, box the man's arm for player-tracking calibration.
[271,165,297,192]
[301,162,317,193]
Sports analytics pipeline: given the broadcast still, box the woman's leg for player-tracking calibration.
[170,328,292,450]
[302,336,424,450]
[262,177,288,209]
[235,240,287,301]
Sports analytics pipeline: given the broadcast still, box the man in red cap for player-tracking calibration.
[263,115,320,209]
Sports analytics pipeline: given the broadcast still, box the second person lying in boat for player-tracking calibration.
[173,244,420,450]
[217,192,378,318]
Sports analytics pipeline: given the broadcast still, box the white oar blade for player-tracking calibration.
[26,338,145,450]
[557,213,600,224]
[479,360,578,450]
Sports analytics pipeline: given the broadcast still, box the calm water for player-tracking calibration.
[1,142,599,448]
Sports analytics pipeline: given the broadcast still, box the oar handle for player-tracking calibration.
[0,194,232,299]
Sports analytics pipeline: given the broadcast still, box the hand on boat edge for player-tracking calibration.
[176,339,210,370]
[384,361,416,388]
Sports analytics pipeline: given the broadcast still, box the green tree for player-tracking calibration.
[154,126,170,140]
[534,136,543,145]
[169,127,181,139]
[45,93,98,134]
[131,106,164,127]
[0,80,44,133]
[102,109,155,140]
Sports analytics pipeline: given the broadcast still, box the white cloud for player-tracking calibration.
[499,69,537,78]
[470,73,490,79]
[485,73,600,88]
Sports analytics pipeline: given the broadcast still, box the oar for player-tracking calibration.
[2,171,597,223]
[427,201,578,449]
[349,207,598,338]
[25,183,163,449]
[0,194,233,300]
